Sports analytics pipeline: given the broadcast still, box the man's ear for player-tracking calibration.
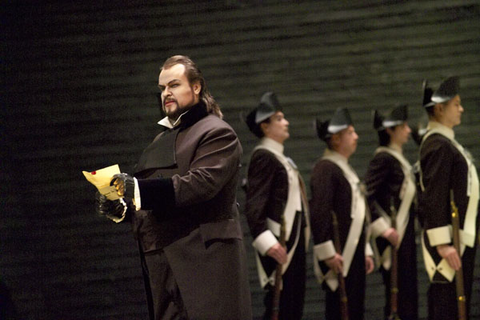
[260,122,269,134]
[192,81,201,95]
[386,127,394,136]
[434,103,444,116]
[330,133,340,147]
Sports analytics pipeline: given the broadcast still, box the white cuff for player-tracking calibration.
[133,177,141,211]
[252,230,278,256]
[314,240,336,261]
[427,225,452,246]
[365,242,374,257]
[370,217,390,238]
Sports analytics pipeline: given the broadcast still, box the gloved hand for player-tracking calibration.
[111,173,135,199]
[95,191,126,222]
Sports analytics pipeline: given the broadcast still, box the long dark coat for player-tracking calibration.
[310,157,367,320]
[127,102,252,320]
[244,146,307,320]
[365,150,418,319]
[418,129,479,320]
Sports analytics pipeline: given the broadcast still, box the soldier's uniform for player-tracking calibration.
[244,92,310,320]
[310,108,373,320]
[365,105,418,319]
[418,77,479,320]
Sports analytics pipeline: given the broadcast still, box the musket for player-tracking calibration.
[450,190,467,320]
[388,199,401,320]
[332,211,349,320]
[271,214,286,320]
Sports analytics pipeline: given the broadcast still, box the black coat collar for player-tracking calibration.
[134,101,210,176]
[159,101,209,131]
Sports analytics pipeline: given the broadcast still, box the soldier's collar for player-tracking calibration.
[258,137,284,154]
[426,121,454,140]
[323,148,348,164]
[388,143,403,154]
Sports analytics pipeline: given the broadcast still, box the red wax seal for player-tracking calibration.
[92,171,96,175]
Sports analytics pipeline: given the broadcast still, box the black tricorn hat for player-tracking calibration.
[431,76,460,104]
[423,76,460,108]
[422,80,435,108]
[316,108,353,141]
[373,104,408,131]
[245,92,282,136]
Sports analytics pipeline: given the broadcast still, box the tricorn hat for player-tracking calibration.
[422,80,435,108]
[373,104,408,131]
[245,92,282,137]
[316,108,353,141]
[422,76,460,108]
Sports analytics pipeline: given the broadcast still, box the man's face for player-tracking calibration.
[158,64,200,120]
[389,122,411,146]
[333,125,358,158]
[439,95,463,128]
[261,111,290,144]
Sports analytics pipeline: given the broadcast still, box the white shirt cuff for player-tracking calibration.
[252,230,278,256]
[314,240,336,261]
[133,177,141,211]
[370,217,390,238]
[427,225,452,246]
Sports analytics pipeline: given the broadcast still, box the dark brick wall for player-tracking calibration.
[1,1,479,319]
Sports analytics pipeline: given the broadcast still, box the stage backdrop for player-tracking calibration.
[2,1,479,319]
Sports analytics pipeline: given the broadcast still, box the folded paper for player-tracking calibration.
[82,164,120,200]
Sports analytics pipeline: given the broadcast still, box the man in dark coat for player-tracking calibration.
[244,92,310,320]
[96,55,252,320]
[365,105,418,319]
[418,76,478,320]
[310,108,374,320]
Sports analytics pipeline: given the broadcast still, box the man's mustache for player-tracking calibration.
[163,98,177,107]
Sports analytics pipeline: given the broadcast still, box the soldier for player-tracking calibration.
[244,92,310,320]
[310,108,374,320]
[365,105,418,319]
[418,76,478,320]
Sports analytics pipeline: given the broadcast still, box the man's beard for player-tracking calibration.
[164,103,192,122]
[163,91,198,121]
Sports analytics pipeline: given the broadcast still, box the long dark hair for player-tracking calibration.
[161,55,222,118]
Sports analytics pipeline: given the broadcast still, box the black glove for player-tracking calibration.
[111,173,135,199]
[95,191,126,222]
